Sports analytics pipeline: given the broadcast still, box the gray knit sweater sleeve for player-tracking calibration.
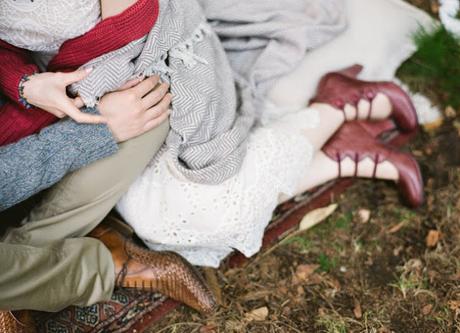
[0,111,118,211]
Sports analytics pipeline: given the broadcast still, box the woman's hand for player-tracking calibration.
[21,68,106,124]
[98,76,172,142]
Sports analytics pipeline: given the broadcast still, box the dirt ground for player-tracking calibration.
[151,2,460,333]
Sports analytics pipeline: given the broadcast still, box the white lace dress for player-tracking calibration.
[118,108,319,267]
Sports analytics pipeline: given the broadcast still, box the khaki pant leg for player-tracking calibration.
[3,120,169,247]
[0,238,114,312]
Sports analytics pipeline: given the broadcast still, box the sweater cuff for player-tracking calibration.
[2,65,38,104]
[71,122,119,171]
[41,107,119,171]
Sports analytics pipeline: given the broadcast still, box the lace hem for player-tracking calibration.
[118,108,319,267]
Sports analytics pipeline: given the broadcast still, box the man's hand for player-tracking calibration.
[97,76,172,142]
[22,68,106,124]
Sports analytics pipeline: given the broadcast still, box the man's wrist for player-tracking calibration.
[95,104,121,143]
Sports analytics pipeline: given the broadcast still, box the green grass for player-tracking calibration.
[394,208,417,221]
[316,314,348,333]
[398,25,460,108]
[282,235,312,253]
[312,212,353,238]
[390,274,429,299]
[318,253,338,272]
[334,212,353,230]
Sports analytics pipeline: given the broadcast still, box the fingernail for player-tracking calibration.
[85,67,94,74]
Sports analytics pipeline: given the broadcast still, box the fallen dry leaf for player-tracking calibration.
[282,306,291,316]
[307,273,324,285]
[388,221,406,234]
[445,106,457,118]
[200,324,218,333]
[454,121,460,137]
[241,290,271,302]
[378,327,392,333]
[326,277,341,290]
[318,307,327,316]
[426,230,440,248]
[393,245,404,256]
[353,300,363,319]
[299,204,338,231]
[358,209,371,223]
[412,150,424,157]
[422,304,433,316]
[225,320,245,332]
[245,307,269,322]
[296,285,305,296]
[448,300,460,312]
[295,264,320,282]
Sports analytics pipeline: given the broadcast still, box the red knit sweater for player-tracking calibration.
[0,0,159,146]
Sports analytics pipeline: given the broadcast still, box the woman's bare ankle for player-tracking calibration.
[338,156,399,181]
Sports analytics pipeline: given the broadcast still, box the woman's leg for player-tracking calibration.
[300,103,344,150]
[279,151,399,203]
[300,94,393,152]
[279,96,408,204]
[292,152,398,197]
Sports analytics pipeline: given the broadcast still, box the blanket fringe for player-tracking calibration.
[142,22,211,81]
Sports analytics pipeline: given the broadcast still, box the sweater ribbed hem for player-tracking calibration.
[4,64,37,103]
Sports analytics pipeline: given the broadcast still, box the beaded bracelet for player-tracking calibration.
[18,74,35,109]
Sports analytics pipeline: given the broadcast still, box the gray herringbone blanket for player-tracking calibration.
[71,0,346,184]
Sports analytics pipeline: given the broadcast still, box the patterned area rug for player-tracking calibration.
[33,290,167,333]
[31,122,412,333]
